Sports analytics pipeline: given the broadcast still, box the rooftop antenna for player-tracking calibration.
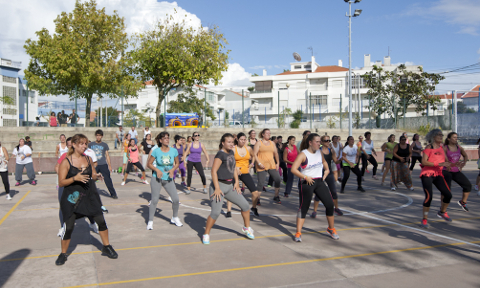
[308,46,313,56]
[293,52,301,62]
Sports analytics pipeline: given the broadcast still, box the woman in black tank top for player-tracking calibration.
[391,135,413,191]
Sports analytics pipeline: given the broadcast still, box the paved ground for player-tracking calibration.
[1,163,480,288]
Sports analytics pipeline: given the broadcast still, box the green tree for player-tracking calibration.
[130,14,229,121]
[247,86,254,92]
[24,0,141,127]
[94,106,119,127]
[362,64,444,126]
[448,102,476,114]
[167,91,216,121]
[290,109,303,128]
[277,107,292,128]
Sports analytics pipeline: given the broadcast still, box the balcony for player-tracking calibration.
[0,58,21,69]
[250,89,272,94]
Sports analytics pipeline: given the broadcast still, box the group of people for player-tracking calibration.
[48,109,80,127]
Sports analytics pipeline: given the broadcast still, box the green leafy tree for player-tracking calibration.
[23,0,142,127]
[290,109,303,128]
[277,107,292,128]
[167,91,216,121]
[94,106,119,127]
[247,86,254,92]
[130,13,229,121]
[448,102,476,114]
[362,64,444,127]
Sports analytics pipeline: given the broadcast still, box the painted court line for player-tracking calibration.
[0,190,31,226]
[62,239,480,287]
[1,216,479,263]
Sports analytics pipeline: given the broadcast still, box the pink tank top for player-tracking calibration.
[286,145,298,168]
[444,145,461,173]
[129,145,140,163]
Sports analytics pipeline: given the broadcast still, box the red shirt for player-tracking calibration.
[420,147,445,177]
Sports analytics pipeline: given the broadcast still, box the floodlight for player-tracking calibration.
[344,0,349,3]
[354,0,362,3]
[354,9,362,17]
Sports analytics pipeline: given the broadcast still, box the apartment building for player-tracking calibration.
[0,58,38,127]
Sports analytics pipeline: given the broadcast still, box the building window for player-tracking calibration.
[3,119,17,127]
[2,86,17,105]
[294,65,301,69]
[207,92,215,102]
[311,95,327,106]
[3,108,16,115]
[2,76,16,83]
[254,81,272,92]
[332,80,343,88]
[304,65,311,69]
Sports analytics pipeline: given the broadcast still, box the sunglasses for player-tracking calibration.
[194,134,200,137]
[323,140,331,142]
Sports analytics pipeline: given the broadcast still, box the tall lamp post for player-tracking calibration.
[345,0,362,136]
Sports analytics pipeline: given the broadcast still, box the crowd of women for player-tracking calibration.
[1,128,479,266]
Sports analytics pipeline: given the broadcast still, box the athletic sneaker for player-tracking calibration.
[15,182,20,186]
[294,232,302,242]
[181,182,187,187]
[242,227,255,239]
[437,211,452,222]
[203,188,208,194]
[336,180,341,185]
[357,187,366,192]
[202,234,210,244]
[273,196,281,204]
[372,175,378,180]
[409,187,414,191]
[225,211,232,218]
[334,208,344,216]
[284,193,289,198]
[267,185,272,188]
[55,253,68,265]
[475,185,479,191]
[31,180,37,185]
[185,190,191,195]
[310,211,317,218]
[121,181,125,186]
[90,223,99,234]
[170,217,183,227]
[420,218,429,229]
[148,200,151,207]
[111,195,118,199]
[398,181,404,186]
[57,227,64,237]
[147,221,153,230]
[327,228,339,240]
[282,181,287,185]
[101,206,109,213]
[143,180,149,185]
[101,245,118,259]
[458,200,469,212]
[391,187,396,191]
[251,207,259,217]
[6,194,12,200]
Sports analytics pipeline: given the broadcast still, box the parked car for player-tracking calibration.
[229,121,243,127]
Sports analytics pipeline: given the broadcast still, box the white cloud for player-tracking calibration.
[0,0,201,72]
[210,63,253,88]
[249,66,266,70]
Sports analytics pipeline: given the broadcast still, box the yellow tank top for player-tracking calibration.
[235,146,250,174]
[256,140,276,171]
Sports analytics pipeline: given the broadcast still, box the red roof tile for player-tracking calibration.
[462,85,480,98]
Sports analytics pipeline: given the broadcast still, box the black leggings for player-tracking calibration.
[187,161,206,187]
[62,213,107,240]
[361,154,378,176]
[341,165,362,190]
[126,161,145,173]
[239,173,258,192]
[409,156,422,170]
[0,171,10,195]
[442,170,472,193]
[421,175,452,207]
[315,173,337,201]
[299,178,334,218]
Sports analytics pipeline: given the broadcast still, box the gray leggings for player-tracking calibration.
[209,182,249,220]
[149,177,179,221]
[15,162,35,182]
[257,169,281,189]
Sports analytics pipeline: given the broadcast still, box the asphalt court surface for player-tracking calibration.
[1,163,480,287]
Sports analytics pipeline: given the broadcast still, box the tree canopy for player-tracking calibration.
[129,14,230,121]
[167,91,216,121]
[24,0,141,127]
[362,64,445,126]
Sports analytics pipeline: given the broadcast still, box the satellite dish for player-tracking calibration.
[293,52,301,62]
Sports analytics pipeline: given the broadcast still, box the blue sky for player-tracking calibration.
[1,0,479,105]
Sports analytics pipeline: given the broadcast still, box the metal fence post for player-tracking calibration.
[403,97,406,129]
[278,91,280,129]
[309,93,312,129]
[242,89,244,128]
[340,94,342,130]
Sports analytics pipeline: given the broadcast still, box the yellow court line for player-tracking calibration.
[1,216,479,263]
[64,239,480,288]
[0,190,31,226]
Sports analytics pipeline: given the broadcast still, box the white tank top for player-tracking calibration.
[332,142,342,160]
[300,149,323,178]
[58,143,69,158]
[0,147,7,172]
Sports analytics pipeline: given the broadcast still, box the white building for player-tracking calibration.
[248,55,440,125]
[0,58,38,127]
[222,89,251,123]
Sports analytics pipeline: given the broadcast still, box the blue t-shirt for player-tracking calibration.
[151,147,178,180]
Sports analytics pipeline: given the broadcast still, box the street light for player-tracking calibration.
[345,0,362,137]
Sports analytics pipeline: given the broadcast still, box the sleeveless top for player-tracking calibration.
[385,142,397,159]
[444,145,461,173]
[285,145,298,168]
[256,140,276,171]
[128,146,140,163]
[332,142,342,160]
[247,138,257,148]
[412,141,423,157]
[393,144,410,162]
[142,140,154,155]
[50,116,57,127]
[420,146,445,177]
[175,144,184,162]
[189,142,202,162]
[58,143,69,158]
[0,147,7,172]
[322,148,333,166]
[300,149,323,178]
[234,146,250,174]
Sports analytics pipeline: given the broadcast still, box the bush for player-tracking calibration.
[290,120,300,128]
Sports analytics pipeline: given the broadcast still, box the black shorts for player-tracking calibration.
[239,173,258,192]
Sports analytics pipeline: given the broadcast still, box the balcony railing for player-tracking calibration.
[0,59,21,69]
[250,89,272,94]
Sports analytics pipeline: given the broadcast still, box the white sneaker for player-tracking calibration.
[474,185,479,191]
[143,180,149,185]
[391,187,396,191]
[203,188,208,194]
[57,227,64,237]
[6,194,12,200]
[167,196,172,203]
[409,187,415,191]
[147,221,153,230]
[170,217,183,227]
[202,234,210,244]
[121,181,125,186]
[336,181,341,185]
[148,200,151,207]
[89,223,99,234]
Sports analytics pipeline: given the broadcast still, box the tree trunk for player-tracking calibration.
[155,87,165,128]
[85,95,92,128]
